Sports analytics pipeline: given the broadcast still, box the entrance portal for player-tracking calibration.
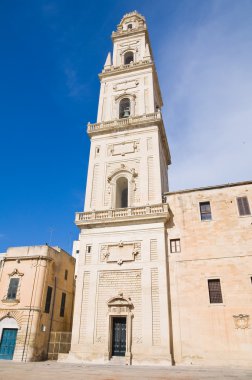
[0,328,18,360]
[112,317,126,356]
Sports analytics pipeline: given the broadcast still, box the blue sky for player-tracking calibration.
[1,0,252,253]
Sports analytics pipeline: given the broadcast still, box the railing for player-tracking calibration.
[76,203,169,224]
[87,111,162,134]
[101,58,152,75]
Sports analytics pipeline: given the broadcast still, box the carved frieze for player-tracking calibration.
[100,241,141,265]
[113,80,139,92]
[107,140,139,157]
[233,314,250,329]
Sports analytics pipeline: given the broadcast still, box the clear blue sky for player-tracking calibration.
[1,1,251,253]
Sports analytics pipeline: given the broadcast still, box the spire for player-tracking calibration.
[104,52,111,68]
[144,43,151,60]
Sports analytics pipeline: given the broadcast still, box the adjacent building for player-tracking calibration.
[69,11,252,366]
[0,245,75,361]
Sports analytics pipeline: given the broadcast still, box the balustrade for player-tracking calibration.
[76,203,169,225]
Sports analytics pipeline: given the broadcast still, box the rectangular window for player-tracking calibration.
[208,279,223,304]
[237,196,251,216]
[64,270,68,280]
[200,201,212,221]
[87,245,92,254]
[44,286,53,313]
[170,239,181,253]
[7,278,19,299]
[60,292,66,317]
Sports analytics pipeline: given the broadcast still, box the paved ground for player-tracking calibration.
[0,361,252,380]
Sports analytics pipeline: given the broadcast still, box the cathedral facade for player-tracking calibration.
[69,12,252,366]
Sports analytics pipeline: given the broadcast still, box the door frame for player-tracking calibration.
[111,316,127,356]
[104,294,133,364]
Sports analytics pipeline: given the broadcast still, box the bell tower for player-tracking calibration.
[70,11,172,365]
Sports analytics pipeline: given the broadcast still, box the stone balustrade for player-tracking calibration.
[101,59,152,76]
[87,111,162,135]
[75,203,169,226]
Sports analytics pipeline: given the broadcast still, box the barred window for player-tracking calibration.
[44,286,53,313]
[7,278,19,299]
[237,196,251,216]
[200,201,212,221]
[60,292,66,317]
[170,239,181,253]
[208,279,223,304]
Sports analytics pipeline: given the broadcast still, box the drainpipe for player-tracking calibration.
[22,255,39,362]
[46,276,57,359]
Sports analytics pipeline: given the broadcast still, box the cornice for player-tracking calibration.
[87,112,171,165]
[75,203,170,228]
[99,60,153,79]
[112,25,147,40]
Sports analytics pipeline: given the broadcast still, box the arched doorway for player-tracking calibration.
[0,317,19,360]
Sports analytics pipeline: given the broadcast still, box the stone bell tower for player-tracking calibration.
[70,11,172,365]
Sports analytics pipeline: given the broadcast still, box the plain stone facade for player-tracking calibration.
[0,245,75,361]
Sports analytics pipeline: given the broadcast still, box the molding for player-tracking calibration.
[75,203,169,228]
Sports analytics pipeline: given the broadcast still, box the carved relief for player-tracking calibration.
[104,160,140,207]
[107,140,139,157]
[233,314,250,329]
[113,80,139,92]
[100,241,141,265]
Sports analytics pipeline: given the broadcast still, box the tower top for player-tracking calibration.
[112,11,147,38]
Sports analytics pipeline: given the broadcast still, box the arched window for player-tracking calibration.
[119,98,131,118]
[127,24,133,30]
[124,51,134,65]
[116,177,128,208]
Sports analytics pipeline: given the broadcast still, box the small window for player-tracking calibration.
[170,239,181,253]
[237,196,251,216]
[119,98,131,119]
[124,51,134,65]
[87,245,92,253]
[60,292,66,317]
[76,250,80,254]
[95,146,100,156]
[127,24,133,30]
[208,279,223,304]
[7,278,19,300]
[44,286,53,313]
[200,201,212,221]
[64,270,68,280]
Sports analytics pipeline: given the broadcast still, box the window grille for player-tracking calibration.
[208,279,223,303]
[7,278,19,299]
[170,239,181,253]
[60,292,66,317]
[237,196,251,216]
[44,286,53,313]
[200,201,212,221]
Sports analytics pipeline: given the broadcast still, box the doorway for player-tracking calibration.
[112,317,126,356]
[0,328,18,360]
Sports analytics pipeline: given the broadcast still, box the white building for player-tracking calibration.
[69,11,252,366]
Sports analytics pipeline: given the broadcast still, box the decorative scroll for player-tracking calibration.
[233,314,250,329]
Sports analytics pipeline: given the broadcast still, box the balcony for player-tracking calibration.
[87,111,162,136]
[99,59,152,78]
[75,203,170,227]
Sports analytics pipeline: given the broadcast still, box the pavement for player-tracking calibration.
[0,361,252,380]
